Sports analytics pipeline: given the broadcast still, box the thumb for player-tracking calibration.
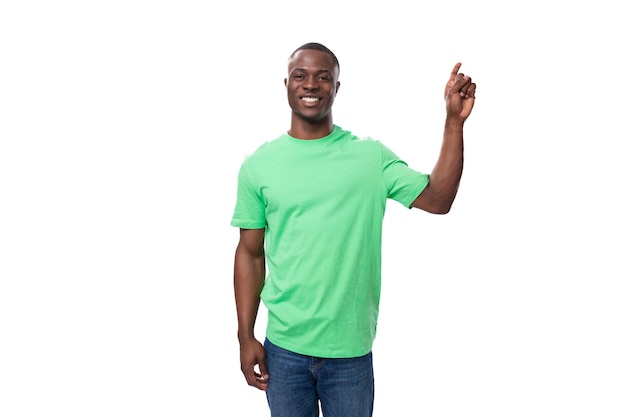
[259,361,269,380]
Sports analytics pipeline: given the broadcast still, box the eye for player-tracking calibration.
[318,76,330,81]
[292,74,304,80]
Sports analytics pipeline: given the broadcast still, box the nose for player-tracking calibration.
[303,75,319,90]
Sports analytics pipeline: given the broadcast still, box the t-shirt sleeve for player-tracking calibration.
[380,143,430,208]
[230,163,267,229]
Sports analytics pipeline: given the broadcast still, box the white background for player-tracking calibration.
[1,1,624,416]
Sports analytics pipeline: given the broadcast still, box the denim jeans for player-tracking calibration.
[264,338,375,417]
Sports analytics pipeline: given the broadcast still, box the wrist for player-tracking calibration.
[444,115,465,129]
[237,329,256,343]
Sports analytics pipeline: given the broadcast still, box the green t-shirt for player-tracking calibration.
[231,125,429,357]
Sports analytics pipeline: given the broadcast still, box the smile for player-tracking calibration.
[301,97,320,102]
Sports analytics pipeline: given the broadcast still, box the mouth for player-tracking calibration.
[300,96,321,103]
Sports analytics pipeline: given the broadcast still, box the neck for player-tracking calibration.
[288,115,334,140]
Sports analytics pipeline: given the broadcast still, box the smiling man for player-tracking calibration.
[284,46,339,136]
[231,42,476,417]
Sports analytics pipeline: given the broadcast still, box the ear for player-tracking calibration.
[284,78,288,87]
[336,81,341,93]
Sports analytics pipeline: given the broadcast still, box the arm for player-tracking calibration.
[233,227,269,391]
[411,62,476,214]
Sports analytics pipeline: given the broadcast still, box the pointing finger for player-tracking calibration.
[445,62,463,98]
[449,62,462,83]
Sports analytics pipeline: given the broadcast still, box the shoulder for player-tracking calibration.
[334,126,381,148]
[345,131,389,158]
[240,134,289,165]
[337,128,403,166]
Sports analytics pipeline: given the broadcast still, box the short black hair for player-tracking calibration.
[288,42,340,73]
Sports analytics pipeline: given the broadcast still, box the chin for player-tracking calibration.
[297,111,327,123]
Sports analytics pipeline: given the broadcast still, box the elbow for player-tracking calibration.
[430,203,453,215]
[412,200,453,214]
[413,191,457,214]
[430,186,459,214]
[434,208,451,215]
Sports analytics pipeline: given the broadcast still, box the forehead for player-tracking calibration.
[288,49,337,73]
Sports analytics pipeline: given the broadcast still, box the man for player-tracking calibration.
[231,42,476,417]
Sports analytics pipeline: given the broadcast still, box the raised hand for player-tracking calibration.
[444,62,476,121]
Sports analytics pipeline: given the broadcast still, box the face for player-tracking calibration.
[285,49,340,123]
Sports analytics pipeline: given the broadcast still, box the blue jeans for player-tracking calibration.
[264,338,375,417]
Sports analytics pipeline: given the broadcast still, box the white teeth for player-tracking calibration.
[301,97,319,102]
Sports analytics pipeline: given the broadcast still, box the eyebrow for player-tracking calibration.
[290,68,332,74]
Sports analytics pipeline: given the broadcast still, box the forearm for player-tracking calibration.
[415,116,465,213]
[431,116,464,196]
[233,246,265,342]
